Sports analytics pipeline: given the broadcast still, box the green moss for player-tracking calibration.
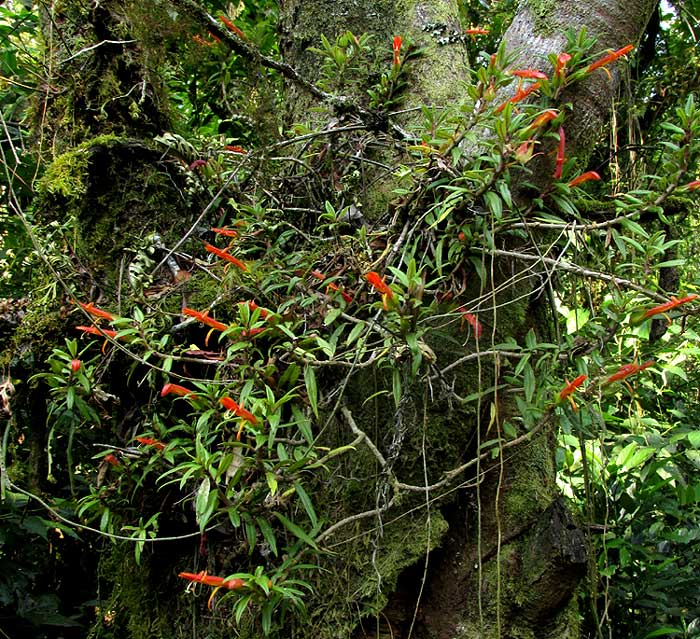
[35,135,190,286]
[37,148,90,199]
[526,0,559,35]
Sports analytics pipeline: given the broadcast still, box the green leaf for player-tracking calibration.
[687,431,700,448]
[324,307,342,326]
[523,363,535,403]
[304,365,318,417]
[392,368,402,407]
[642,628,683,638]
[256,516,278,556]
[266,471,278,496]
[274,512,319,550]
[483,191,503,218]
[294,481,318,528]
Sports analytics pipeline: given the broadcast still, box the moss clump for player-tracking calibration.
[35,136,191,286]
[526,0,559,35]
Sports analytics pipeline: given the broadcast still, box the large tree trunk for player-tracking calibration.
[276,1,655,638]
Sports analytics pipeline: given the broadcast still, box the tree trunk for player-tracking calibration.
[276,1,654,638]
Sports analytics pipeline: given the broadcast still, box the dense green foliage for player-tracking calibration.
[0,1,699,638]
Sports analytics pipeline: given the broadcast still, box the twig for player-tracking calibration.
[478,248,668,302]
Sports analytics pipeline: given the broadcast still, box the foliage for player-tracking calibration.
[1,1,700,638]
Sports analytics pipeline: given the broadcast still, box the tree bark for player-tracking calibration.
[277,1,655,638]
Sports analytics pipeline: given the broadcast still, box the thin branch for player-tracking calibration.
[60,39,137,64]
[478,248,668,302]
[168,0,330,102]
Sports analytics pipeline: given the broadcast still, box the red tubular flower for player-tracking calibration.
[134,436,166,451]
[683,180,700,190]
[458,308,483,339]
[642,294,698,319]
[555,53,572,76]
[528,109,559,130]
[219,15,245,39]
[203,243,248,271]
[585,45,634,74]
[220,397,258,426]
[161,383,195,398]
[182,307,228,332]
[178,571,245,590]
[553,127,566,179]
[211,227,238,237]
[568,171,601,188]
[104,454,120,467]
[364,272,393,298]
[309,270,326,281]
[495,82,541,113]
[76,325,118,339]
[79,301,115,321]
[327,282,353,304]
[70,359,82,372]
[242,300,269,319]
[558,374,587,402]
[189,159,207,171]
[224,145,246,154]
[465,27,489,36]
[514,140,536,164]
[602,360,654,386]
[511,69,548,80]
[393,35,403,66]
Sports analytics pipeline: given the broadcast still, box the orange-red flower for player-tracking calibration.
[79,301,115,321]
[642,294,698,319]
[219,15,245,39]
[568,171,601,188]
[553,126,566,179]
[220,397,258,426]
[465,27,489,36]
[365,272,392,298]
[70,359,82,372]
[224,145,246,154]
[76,325,118,339]
[602,360,653,386]
[458,308,483,339]
[558,374,587,402]
[327,282,353,304]
[585,45,634,74]
[511,69,547,80]
[104,454,121,467]
[211,227,238,237]
[528,109,559,131]
[134,436,166,451]
[242,300,269,319]
[161,383,195,398]
[495,82,541,113]
[192,34,213,47]
[683,180,700,190]
[203,243,248,271]
[309,270,326,281]
[178,571,245,590]
[393,35,403,66]
[555,53,571,76]
[182,307,228,332]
